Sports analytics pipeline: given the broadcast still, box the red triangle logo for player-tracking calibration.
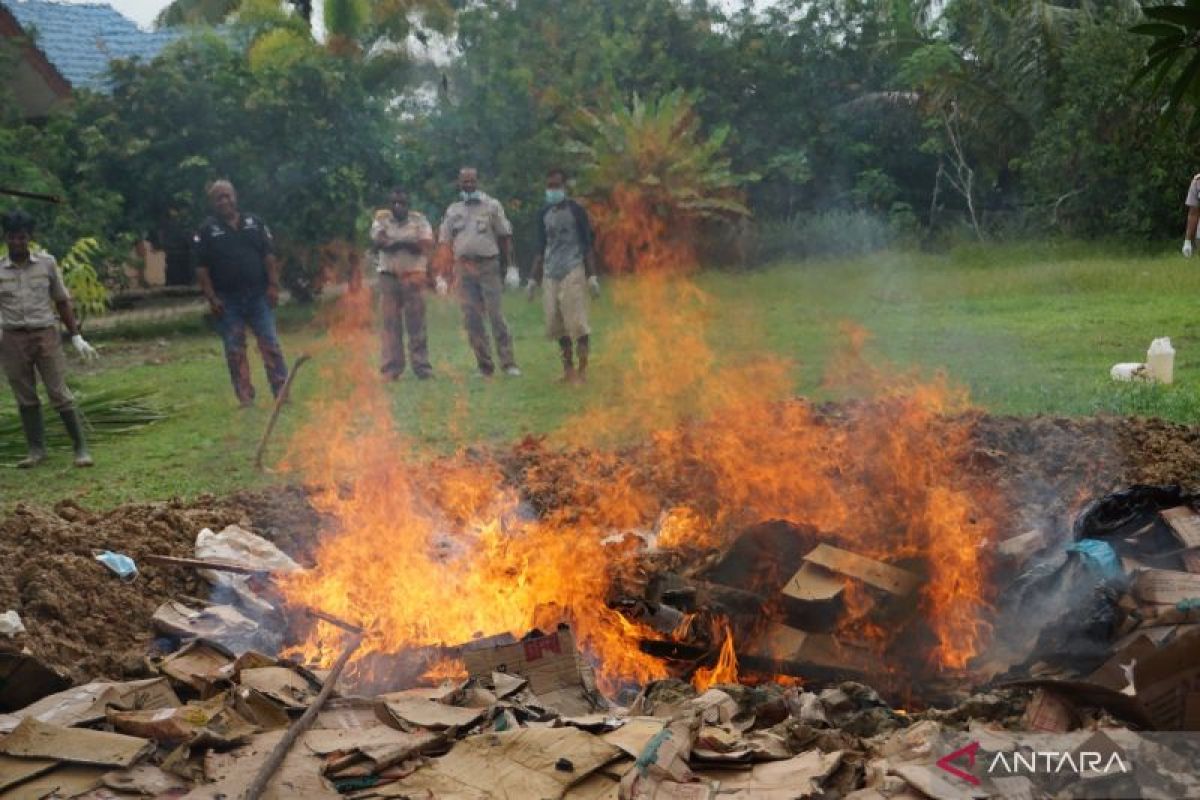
[936,740,981,786]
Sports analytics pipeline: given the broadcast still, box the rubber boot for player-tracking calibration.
[575,336,589,384]
[58,408,94,468]
[16,406,47,469]
[558,337,576,383]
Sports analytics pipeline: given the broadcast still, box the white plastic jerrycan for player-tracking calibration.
[1146,337,1175,384]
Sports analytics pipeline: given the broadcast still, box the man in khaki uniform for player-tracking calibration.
[0,210,99,468]
[526,168,600,383]
[371,188,436,380]
[437,167,522,377]
[1183,173,1200,257]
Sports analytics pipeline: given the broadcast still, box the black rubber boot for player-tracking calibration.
[16,405,47,469]
[558,336,576,383]
[575,336,589,383]
[58,408,94,468]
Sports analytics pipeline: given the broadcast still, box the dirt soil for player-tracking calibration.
[0,486,323,686]
[1,412,1198,688]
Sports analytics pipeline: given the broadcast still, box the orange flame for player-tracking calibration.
[276,183,999,693]
[693,622,739,692]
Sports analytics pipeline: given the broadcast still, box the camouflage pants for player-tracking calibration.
[457,261,515,374]
[379,272,431,378]
[214,292,288,404]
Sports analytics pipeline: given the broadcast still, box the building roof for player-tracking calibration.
[2,0,186,90]
[0,1,71,116]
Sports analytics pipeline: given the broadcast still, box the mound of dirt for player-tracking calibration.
[2,411,1198,688]
[968,413,1200,540]
[0,487,322,686]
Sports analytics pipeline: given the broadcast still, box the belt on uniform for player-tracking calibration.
[2,325,55,333]
[457,255,499,262]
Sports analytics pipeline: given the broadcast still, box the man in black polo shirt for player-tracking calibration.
[193,179,288,407]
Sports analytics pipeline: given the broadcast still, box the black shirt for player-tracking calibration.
[192,214,273,295]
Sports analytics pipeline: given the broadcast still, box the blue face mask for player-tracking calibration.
[545,189,566,204]
[460,190,480,202]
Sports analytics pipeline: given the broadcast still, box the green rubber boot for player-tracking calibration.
[16,405,47,469]
[59,408,94,468]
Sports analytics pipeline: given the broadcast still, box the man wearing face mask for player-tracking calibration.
[437,167,522,377]
[371,187,436,380]
[526,168,600,383]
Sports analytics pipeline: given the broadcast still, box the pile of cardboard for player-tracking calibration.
[626,536,922,690]
[2,617,1196,799]
[2,496,1200,798]
[989,500,1200,735]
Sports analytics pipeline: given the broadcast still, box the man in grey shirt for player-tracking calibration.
[526,168,600,383]
[0,210,99,467]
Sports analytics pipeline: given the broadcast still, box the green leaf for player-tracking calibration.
[1143,6,1200,27]
[1130,23,1186,38]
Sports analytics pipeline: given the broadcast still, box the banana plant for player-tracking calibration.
[1132,1,1200,128]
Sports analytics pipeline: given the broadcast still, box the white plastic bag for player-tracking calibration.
[195,525,301,616]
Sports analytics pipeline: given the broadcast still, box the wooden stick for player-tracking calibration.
[305,607,365,635]
[0,187,62,204]
[243,631,364,800]
[143,553,274,576]
[255,353,312,471]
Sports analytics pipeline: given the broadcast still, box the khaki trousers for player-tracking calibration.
[543,265,591,340]
[0,327,74,410]
[456,259,515,374]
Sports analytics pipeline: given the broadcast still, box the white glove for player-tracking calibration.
[504,266,521,290]
[71,334,99,361]
[1185,240,1194,258]
[435,276,449,296]
[525,279,539,301]
[587,275,601,297]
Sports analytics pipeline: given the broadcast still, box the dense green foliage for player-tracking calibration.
[2,0,1195,290]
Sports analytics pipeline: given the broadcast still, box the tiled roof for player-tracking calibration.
[2,0,185,90]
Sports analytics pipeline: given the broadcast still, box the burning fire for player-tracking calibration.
[692,622,739,692]
[277,184,999,694]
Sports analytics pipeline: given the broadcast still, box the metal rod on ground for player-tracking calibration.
[143,553,273,576]
[243,630,364,800]
[254,353,311,471]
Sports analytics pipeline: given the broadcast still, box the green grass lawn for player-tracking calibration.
[2,241,1197,509]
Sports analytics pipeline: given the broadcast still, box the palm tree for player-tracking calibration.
[1132,1,1200,128]
[567,91,753,272]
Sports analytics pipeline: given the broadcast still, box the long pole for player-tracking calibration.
[0,187,62,204]
[254,353,311,470]
[242,631,364,800]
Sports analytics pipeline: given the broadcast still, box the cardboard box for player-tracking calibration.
[1160,507,1200,549]
[460,625,603,717]
[996,529,1047,564]
[1134,628,1200,730]
[781,544,920,631]
[801,544,921,596]
[0,717,153,767]
[1132,569,1200,605]
[1021,688,1079,732]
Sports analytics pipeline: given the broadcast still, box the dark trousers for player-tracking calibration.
[457,261,515,374]
[379,272,431,377]
[214,292,288,404]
